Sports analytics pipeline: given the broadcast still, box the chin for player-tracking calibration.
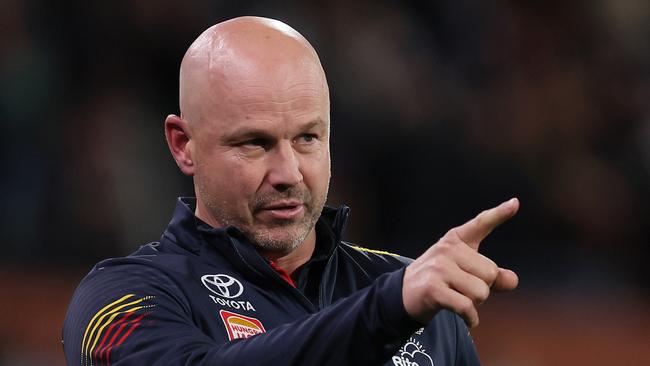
[247,226,309,253]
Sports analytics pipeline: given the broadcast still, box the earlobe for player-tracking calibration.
[164,114,195,176]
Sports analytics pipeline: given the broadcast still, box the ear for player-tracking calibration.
[165,114,195,176]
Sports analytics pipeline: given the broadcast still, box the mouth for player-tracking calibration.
[257,200,305,220]
[258,200,305,220]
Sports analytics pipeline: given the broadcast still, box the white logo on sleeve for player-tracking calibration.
[201,274,244,299]
[392,338,434,366]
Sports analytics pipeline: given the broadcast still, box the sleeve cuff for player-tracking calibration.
[377,267,423,339]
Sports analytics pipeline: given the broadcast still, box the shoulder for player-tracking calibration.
[64,247,195,333]
[73,241,198,299]
[90,241,198,281]
[62,241,216,365]
[62,247,200,359]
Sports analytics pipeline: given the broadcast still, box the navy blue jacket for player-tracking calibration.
[62,198,480,365]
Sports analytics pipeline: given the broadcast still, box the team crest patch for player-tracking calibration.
[220,310,266,341]
[392,337,434,366]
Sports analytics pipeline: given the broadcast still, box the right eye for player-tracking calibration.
[239,138,270,150]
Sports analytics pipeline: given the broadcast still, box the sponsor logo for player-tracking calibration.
[220,310,266,341]
[201,274,256,312]
[392,338,434,366]
[209,295,256,312]
[201,274,244,299]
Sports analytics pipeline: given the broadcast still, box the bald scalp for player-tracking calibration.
[179,16,328,129]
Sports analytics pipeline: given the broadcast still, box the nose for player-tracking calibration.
[267,141,303,191]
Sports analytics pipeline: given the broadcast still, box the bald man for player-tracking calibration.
[63,17,518,366]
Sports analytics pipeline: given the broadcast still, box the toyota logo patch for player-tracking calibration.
[201,274,244,299]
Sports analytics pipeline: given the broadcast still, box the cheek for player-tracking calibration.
[302,150,331,193]
[231,167,262,200]
[197,154,264,203]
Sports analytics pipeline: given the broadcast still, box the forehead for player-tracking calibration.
[228,83,327,114]
[217,84,329,137]
[201,59,330,133]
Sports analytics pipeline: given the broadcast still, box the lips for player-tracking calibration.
[257,200,305,220]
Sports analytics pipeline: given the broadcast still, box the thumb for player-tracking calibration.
[492,268,519,291]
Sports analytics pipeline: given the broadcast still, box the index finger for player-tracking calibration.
[453,198,519,250]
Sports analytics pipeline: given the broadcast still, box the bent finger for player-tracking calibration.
[454,246,500,286]
[436,286,480,328]
[448,265,492,305]
[492,268,519,292]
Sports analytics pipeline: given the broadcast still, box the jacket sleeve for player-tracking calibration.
[453,313,482,366]
[62,263,422,366]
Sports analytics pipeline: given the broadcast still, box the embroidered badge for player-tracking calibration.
[392,337,434,366]
[219,310,266,341]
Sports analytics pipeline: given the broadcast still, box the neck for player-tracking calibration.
[195,200,317,278]
[260,228,316,278]
[194,199,223,229]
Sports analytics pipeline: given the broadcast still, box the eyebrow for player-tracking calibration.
[221,118,327,144]
[300,118,327,131]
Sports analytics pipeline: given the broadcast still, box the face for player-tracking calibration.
[189,58,331,253]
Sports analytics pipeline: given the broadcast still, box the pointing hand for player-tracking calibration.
[402,198,520,327]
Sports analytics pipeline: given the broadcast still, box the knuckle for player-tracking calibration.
[429,257,449,276]
[459,297,475,314]
[486,266,499,282]
[439,238,460,252]
[421,269,442,288]
[433,242,451,255]
[475,212,487,227]
[468,308,480,327]
[473,315,480,328]
[443,228,461,242]
[476,284,490,303]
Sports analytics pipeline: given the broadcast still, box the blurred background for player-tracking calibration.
[1,0,649,365]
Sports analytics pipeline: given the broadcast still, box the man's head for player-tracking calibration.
[165,17,331,255]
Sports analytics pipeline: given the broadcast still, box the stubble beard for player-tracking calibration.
[198,183,328,253]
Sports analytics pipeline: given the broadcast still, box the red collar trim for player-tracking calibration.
[268,261,296,288]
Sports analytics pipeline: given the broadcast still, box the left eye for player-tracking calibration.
[297,134,316,143]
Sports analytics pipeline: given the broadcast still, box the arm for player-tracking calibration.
[453,314,481,366]
[62,265,421,366]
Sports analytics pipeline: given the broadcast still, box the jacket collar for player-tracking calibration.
[161,197,350,261]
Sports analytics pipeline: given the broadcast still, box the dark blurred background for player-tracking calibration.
[1,0,649,365]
